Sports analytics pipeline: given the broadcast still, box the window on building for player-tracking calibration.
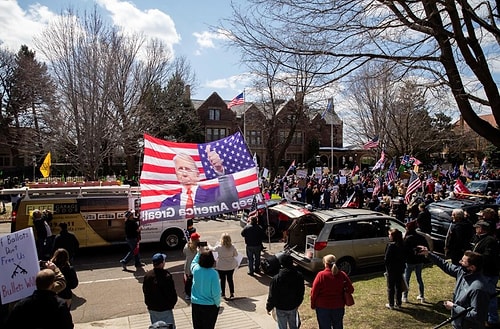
[246,130,262,145]
[279,131,303,145]
[206,128,226,141]
[0,155,10,167]
[208,109,220,121]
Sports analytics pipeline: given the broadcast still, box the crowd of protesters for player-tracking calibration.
[258,166,500,218]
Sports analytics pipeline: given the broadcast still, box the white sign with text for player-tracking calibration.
[0,227,39,304]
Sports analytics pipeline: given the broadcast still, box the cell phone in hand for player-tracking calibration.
[198,241,208,247]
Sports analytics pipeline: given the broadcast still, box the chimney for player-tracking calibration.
[184,85,191,102]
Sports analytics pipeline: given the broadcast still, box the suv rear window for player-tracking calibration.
[329,219,388,241]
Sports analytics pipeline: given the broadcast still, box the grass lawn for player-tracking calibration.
[298,264,458,329]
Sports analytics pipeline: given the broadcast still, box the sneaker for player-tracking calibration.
[229,294,234,300]
[385,303,394,310]
[120,261,127,271]
[395,304,402,309]
[402,297,408,303]
[417,295,425,303]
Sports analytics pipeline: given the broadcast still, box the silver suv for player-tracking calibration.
[281,205,406,275]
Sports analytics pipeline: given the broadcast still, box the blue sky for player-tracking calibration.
[0,0,249,101]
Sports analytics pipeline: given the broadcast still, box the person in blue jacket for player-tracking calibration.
[190,247,221,329]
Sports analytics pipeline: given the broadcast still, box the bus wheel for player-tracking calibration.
[160,229,184,250]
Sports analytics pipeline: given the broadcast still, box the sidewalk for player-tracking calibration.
[74,293,277,329]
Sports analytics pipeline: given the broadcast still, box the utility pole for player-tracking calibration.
[32,156,36,182]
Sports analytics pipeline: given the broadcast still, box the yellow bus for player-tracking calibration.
[0,184,187,249]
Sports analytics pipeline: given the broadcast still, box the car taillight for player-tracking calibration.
[314,241,327,251]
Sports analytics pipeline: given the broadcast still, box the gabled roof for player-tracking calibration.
[191,91,342,126]
[452,113,496,132]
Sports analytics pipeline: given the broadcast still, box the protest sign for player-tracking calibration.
[0,227,39,304]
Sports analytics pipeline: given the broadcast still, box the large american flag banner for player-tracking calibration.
[140,132,261,222]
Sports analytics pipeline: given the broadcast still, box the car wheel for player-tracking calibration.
[160,229,184,250]
[336,257,355,275]
[265,225,277,239]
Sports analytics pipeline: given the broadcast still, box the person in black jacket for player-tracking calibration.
[416,203,432,234]
[266,254,304,329]
[402,220,429,303]
[384,228,405,309]
[53,223,79,264]
[444,209,474,265]
[142,253,178,327]
[50,248,79,308]
[471,220,500,327]
[119,210,144,270]
[241,214,266,276]
[5,269,74,329]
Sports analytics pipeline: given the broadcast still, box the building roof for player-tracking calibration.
[453,113,495,132]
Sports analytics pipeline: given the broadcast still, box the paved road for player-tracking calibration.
[11,216,288,324]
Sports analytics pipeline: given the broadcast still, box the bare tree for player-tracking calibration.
[142,56,202,143]
[35,7,172,180]
[220,0,500,147]
[346,63,459,162]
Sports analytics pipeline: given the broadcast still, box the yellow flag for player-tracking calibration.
[40,152,51,178]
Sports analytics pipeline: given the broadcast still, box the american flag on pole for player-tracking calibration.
[372,176,383,197]
[404,171,422,204]
[321,98,334,119]
[227,92,244,108]
[140,132,260,221]
[385,158,396,183]
[372,150,386,171]
[248,194,258,218]
[363,136,379,150]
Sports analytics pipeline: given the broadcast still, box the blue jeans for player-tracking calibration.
[403,263,424,298]
[246,245,261,274]
[316,307,344,329]
[276,308,299,329]
[120,237,141,266]
[485,275,499,324]
[149,309,175,328]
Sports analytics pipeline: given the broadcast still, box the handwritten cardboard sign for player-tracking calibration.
[0,227,39,304]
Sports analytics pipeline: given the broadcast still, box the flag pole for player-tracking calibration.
[330,98,334,174]
[242,89,246,139]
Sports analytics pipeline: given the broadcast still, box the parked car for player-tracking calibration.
[428,198,499,252]
[279,205,407,275]
[240,199,284,240]
[465,180,500,195]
